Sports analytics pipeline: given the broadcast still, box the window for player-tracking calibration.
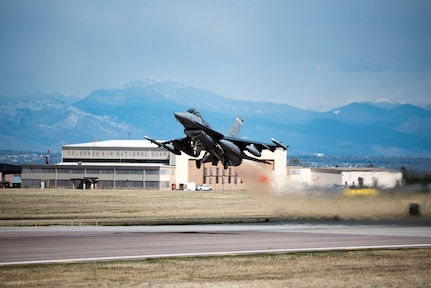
[203,167,207,184]
[86,169,100,174]
[117,169,143,175]
[116,181,143,188]
[146,181,160,188]
[160,181,170,188]
[58,168,84,174]
[145,169,160,175]
[289,169,301,175]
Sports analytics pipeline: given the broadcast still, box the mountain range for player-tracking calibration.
[1,78,430,157]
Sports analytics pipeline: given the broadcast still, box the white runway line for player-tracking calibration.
[2,243,431,266]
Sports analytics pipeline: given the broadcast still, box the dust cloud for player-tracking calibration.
[236,162,430,221]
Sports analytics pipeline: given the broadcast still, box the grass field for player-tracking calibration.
[1,249,430,287]
[0,188,430,226]
[0,189,269,226]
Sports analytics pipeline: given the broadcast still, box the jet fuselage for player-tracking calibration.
[145,108,287,169]
[174,111,241,166]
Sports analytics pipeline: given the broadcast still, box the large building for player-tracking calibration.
[22,140,403,191]
[286,166,403,189]
[22,140,287,190]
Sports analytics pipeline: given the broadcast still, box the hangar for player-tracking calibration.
[21,140,287,190]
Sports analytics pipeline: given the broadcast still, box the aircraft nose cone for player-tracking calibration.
[174,112,189,123]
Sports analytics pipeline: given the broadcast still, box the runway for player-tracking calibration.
[1,222,431,266]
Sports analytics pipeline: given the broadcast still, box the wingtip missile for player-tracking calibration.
[144,135,162,147]
[144,136,182,155]
[271,138,288,150]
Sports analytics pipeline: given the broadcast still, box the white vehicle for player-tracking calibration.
[196,184,212,191]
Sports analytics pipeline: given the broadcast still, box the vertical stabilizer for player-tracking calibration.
[226,116,244,137]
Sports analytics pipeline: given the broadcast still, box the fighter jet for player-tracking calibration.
[145,108,287,169]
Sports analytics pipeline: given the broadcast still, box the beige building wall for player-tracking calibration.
[175,148,287,191]
[341,170,402,188]
[172,153,189,190]
[287,166,312,185]
[286,167,403,189]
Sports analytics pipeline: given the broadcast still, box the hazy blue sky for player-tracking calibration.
[1,0,430,110]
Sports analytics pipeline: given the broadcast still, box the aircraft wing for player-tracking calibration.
[224,136,288,153]
[193,120,225,140]
[144,136,187,156]
[223,136,287,165]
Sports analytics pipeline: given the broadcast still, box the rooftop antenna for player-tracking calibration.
[45,149,52,164]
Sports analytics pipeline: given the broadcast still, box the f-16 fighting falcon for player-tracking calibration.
[145,108,287,169]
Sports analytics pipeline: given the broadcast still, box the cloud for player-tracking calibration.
[0,0,430,110]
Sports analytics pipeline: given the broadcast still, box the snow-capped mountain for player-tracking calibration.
[0,99,140,151]
[1,79,430,156]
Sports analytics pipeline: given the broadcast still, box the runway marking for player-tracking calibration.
[1,243,431,266]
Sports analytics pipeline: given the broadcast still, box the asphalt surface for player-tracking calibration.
[1,222,431,266]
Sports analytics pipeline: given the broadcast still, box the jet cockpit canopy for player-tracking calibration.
[187,108,210,127]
